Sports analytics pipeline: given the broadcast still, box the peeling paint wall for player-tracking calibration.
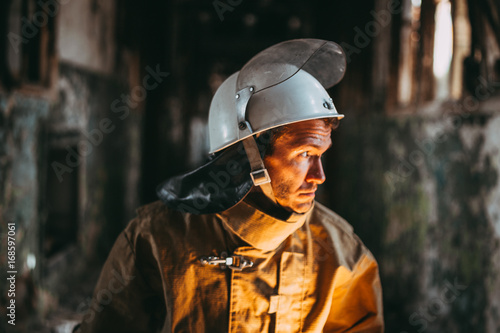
[0,95,49,324]
[0,0,145,330]
[0,68,142,333]
[53,62,139,259]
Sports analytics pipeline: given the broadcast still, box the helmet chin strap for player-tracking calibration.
[235,85,276,204]
[242,136,277,204]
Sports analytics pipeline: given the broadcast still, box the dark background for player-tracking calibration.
[1,0,500,332]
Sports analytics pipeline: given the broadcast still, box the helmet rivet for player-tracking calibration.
[249,87,254,92]
[235,94,240,99]
[323,102,329,109]
[238,122,247,130]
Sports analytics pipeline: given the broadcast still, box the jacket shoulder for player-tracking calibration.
[131,200,196,227]
[123,200,183,246]
[311,201,355,236]
[124,200,222,250]
[135,200,173,220]
[310,201,374,269]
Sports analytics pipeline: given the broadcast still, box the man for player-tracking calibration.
[77,39,384,332]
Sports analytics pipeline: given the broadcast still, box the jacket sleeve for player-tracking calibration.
[77,230,165,333]
[324,253,385,332]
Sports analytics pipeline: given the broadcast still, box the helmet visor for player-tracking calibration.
[236,39,346,92]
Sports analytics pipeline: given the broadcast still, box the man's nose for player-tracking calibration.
[305,157,326,184]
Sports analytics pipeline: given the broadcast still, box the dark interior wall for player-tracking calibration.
[0,95,50,329]
[0,1,144,331]
[1,0,500,332]
[53,63,131,260]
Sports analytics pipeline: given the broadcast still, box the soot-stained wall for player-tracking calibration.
[0,0,144,331]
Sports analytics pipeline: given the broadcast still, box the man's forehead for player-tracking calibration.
[278,119,332,145]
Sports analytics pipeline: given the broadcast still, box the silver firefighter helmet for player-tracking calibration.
[157,39,346,214]
[209,39,345,153]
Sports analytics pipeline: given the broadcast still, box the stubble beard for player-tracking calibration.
[274,181,313,214]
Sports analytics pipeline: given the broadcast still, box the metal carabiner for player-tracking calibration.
[200,252,254,271]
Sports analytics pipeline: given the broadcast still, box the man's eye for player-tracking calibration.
[299,152,309,157]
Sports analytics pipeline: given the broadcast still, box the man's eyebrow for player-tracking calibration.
[293,140,333,150]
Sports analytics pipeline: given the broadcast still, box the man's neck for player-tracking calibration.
[244,189,293,221]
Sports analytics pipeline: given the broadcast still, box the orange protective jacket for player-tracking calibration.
[78,200,384,332]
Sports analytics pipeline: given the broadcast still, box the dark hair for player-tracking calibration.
[258,117,340,156]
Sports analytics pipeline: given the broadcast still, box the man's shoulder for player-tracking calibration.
[311,201,355,236]
[134,200,171,219]
[123,200,182,238]
[309,201,374,266]
[125,200,220,240]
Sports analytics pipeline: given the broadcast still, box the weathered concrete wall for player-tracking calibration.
[57,0,116,74]
[0,61,142,331]
[0,0,145,330]
[323,98,500,332]
[0,94,49,331]
[53,62,139,259]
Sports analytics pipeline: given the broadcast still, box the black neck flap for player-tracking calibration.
[156,141,254,215]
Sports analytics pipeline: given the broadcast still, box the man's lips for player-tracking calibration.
[298,188,317,197]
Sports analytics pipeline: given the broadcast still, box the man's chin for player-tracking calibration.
[275,195,314,214]
[290,200,314,214]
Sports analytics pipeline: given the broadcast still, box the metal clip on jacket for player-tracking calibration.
[200,252,254,271]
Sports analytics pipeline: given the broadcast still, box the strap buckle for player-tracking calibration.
[250,168,271,186]
[200,252,254,271]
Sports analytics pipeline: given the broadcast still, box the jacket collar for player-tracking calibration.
[217,198,313,251]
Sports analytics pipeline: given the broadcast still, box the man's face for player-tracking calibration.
[264,119,332,214]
